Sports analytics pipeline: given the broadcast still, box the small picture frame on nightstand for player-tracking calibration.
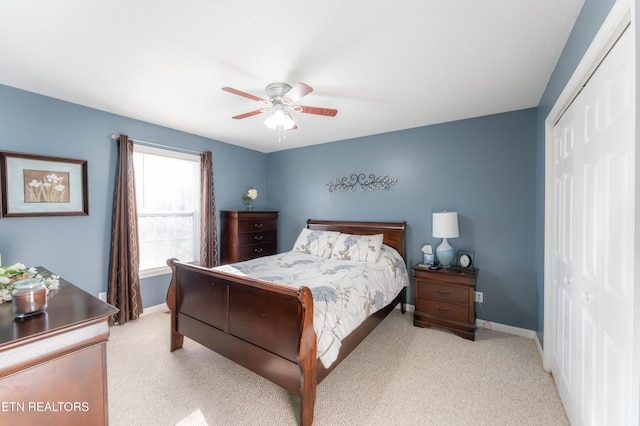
[456,249,475,273]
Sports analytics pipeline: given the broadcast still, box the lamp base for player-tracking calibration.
[436,238,454,268]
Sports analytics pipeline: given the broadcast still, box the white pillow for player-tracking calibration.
[330,233,384,263]
[291,228,340,258]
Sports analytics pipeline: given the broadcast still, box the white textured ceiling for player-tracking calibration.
[0,1,584,153]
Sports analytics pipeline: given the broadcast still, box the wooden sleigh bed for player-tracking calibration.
[166,219,407,425]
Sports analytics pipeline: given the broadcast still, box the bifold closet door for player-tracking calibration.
[551,26,634,425]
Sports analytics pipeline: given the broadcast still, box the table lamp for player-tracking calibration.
[432,211,459,268]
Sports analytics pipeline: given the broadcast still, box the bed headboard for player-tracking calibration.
[306,219,407,261]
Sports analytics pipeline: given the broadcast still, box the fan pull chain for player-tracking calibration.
[277,126,287,142]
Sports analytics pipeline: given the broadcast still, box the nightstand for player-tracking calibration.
[413,264,478,340]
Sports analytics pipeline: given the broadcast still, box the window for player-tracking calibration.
[133,145,200,277]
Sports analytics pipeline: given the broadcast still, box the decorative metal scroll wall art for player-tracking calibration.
[326,173,397,192]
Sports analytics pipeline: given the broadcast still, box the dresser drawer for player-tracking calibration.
[419,299,470,323]
[417,281,468,305]
[239,218,277,233]
[238,231,277,247]
[237,243,277,261]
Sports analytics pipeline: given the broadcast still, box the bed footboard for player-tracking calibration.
[166,259,317,425]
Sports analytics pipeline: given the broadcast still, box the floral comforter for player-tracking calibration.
[213,245,408,368]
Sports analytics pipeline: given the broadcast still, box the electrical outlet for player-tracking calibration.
[474,291,483,303]
[98,292,107,302]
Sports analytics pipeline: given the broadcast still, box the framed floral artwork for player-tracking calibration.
[0,151,88,217]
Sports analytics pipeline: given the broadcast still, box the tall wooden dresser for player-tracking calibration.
[220,210,278,263]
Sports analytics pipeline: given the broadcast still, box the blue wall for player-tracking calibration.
[268,108,539,329]
[534,0,618,342]
[0,0,619,332]
[0,84,267,307]
[0,82,540,329]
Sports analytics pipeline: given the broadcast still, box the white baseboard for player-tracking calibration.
[535,334,546,371]
[402,303,537,340]
[396,303,415,312]
[474,318,537,339]
[141,302,169,316]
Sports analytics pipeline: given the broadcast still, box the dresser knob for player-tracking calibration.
[254,223,263,228]
[435,288,450,295]
[254,248,263,253]
[254,235,263,241]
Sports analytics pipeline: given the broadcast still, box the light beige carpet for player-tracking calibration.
[107,309,569,426]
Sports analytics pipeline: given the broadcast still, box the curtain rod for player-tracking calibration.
[110,133,203,155]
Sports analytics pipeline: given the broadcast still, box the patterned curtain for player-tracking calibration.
[107,134,143,324]
[199,151,218,268]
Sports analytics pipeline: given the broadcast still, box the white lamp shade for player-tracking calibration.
[264,105,296,130]
[432,211,459,238]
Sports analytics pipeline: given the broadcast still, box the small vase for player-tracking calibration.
[246,200,253,211]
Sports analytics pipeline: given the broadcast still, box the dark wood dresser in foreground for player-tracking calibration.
[0,270,118,426]
[413,264,478,340]
[220,210,279,263]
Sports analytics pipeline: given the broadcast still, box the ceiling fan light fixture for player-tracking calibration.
[222,82,337,141]
[264,105,296,131]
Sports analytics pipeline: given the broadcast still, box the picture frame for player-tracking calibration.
[0,151,89,218]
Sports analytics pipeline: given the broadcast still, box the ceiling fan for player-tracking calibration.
[222,82,338,140]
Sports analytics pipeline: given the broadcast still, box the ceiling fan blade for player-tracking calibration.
[222,87,269,104]
[232,109,265,119]
[283,83,313,104]
[297,106,338,117]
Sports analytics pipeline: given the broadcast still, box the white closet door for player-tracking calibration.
[591,26,634,424]
[551,85,581,421]
[551,26,634,425]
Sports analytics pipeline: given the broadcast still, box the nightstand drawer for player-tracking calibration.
[238,231,277,247]
[237,243,277,261]
[417,282,468,305]
[238,219,277,233]
[420,299,469,323]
